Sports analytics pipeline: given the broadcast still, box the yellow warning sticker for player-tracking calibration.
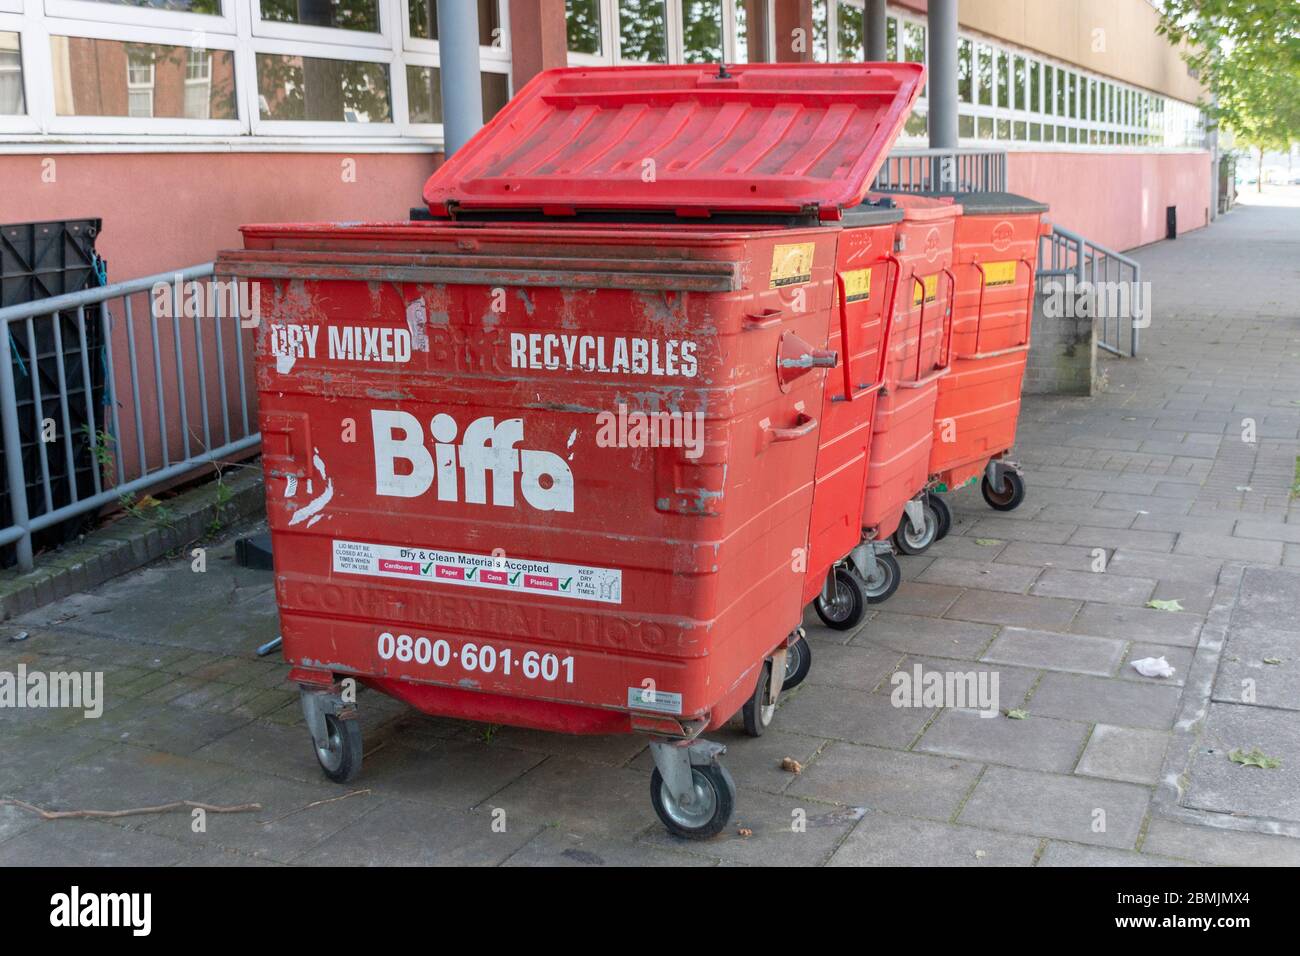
[770,242,815,288]
[982,260,1018,287]
[911,273,939,306]
[841,268,872,303]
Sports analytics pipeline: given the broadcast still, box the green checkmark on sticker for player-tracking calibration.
[560,577,573,591]
[466,568,477,580]
[509,572,521,585]
[422,562,433,575]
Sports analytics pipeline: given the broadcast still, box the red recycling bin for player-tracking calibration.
[220,62,925,839]
[855,193,960,571]
[925,192,1049,515]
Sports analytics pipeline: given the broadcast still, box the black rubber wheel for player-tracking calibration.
[893,500,940,555]
[861,551,901,605]
[783,634,812,690]
[741,661,773,737]
[929,492,952,540]
[650,762,736,840]
[813,564,870,630]
[981,471,1026,511]
[314,714,363,783]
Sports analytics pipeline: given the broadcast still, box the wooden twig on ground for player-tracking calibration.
[0,798,262,820]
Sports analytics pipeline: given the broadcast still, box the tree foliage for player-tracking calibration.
[1156,0,1300,151]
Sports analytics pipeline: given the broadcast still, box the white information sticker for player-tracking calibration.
[626,687,684,715]
[332,539,622,605]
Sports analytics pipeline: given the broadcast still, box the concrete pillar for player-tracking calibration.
[774,0,815,62]
[510,0,568,91]
[927,0,958,152]
[436,0,484,155]
[865,0,887,61]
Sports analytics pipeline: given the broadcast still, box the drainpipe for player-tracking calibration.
[436,0,484,156]
[865,0,887,60]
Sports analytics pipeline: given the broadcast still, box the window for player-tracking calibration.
[409,1,501,46]
[1012,55,1024,111]
[0,31,23,115]
[1067,72,1077,119]
[976,44,991,106]
[50,36,237,119]
[567,0,603,54]
[82,0,221,9]
[995,50,1007,109]
[681,0,723,64]
[811,0,828,62]
[958,113,973,137]
[255,52,389,122]
[903,21,924,65]
[734,0,771,62]
[261,0,379,33]
[1043,64,1053,116]
[957,39,971,103]
[184,48,213,119]
[125,51,154,116]
[619,0,668,62]
[406,65,509,125]
[1028,59,1039,112]
[836,1,862,61]
[885,15,896,60]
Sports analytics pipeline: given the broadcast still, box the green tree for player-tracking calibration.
[1157,0,1300,190]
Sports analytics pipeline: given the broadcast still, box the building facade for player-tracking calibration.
[1,0,1212,280]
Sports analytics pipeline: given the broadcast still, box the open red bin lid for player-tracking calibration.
[423,62,924,222]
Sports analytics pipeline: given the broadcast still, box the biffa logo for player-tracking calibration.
[371,410,574,512]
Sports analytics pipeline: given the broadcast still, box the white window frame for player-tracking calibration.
[0,11,37,132]
[43,17,245,135]
[251,0,392,51]
[247,34,396,136]
[401,0,511,66]
[0,0,22,14]
[44,0,237,34]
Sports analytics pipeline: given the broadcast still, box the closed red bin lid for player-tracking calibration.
[423,62,925,221]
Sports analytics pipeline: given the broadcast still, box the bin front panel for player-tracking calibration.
[423,63,924,220]
[231,222,839,728]
[948,211,1042,358]
[803,220,895,604]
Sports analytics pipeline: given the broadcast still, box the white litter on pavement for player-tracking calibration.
[1131,656,1176,678]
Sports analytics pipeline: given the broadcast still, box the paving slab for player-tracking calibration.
[958,765,1150,848]
[1183,703,1300,823]
[1069,602,1203,647]
[853,612,997,659]
[786,742,982,820]
[1027,672,1182,731]
[982,626,1125,677]
[1037,842,1194,867]
[916,709,1089,773]
[775,683,935,749]
[945,590,1082,631]
[1212,626,1300,710]
[828,814,1041,867]
[1075,724,1171,785]
[1141,816,1300,867]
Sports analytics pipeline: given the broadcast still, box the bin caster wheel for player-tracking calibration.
[862,551,900,605]
[893,499,941,555]
[741,661,774,737]
[650,763,736,840]
[783,634,812,690]
[929,493,952,540]
[814,565,870,630]
[981,471,1026,511]
[314,714,363,784]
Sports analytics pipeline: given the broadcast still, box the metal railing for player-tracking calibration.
[872,147,1007,193]
[1036,224,1144,357]
[0,263,260,571]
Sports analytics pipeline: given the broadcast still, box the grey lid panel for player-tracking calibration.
[840,204,906,226]
[876,189,1048,215]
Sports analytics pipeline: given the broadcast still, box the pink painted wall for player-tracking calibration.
[1007,149,1213,251]
[0,151,438,488]
[0,151,439,279]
